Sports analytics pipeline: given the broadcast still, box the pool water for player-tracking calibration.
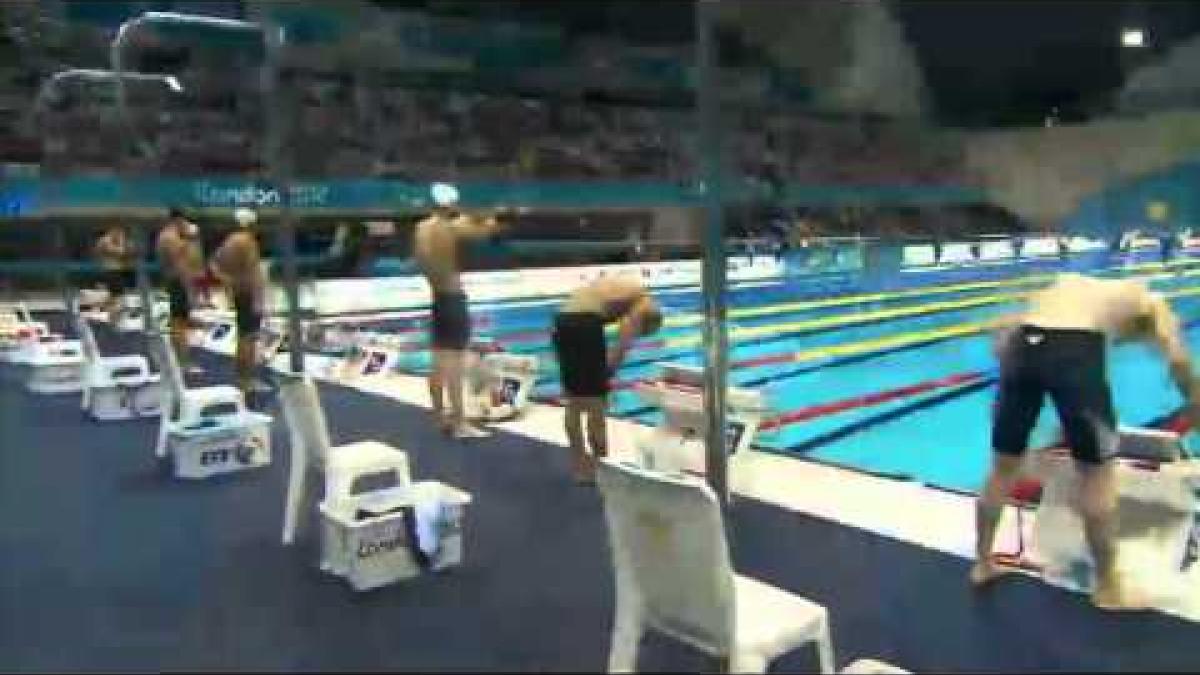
[376,249,1200,494]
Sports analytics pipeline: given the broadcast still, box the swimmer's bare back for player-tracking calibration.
[414,213,464,292]
[213,230,265,302]
[1023,274,1153,335]
[413,211,504,293]
[156,224,203,281]
[561,277,650,321]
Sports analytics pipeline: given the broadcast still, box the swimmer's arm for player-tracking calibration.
[451,212,504,242]
[607,317,641,377]
[159,235,194,278]
[208,238,239,286]
[1148,297,1198,399]
[991,312,1024,360]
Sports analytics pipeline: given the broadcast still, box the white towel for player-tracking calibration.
[413,487,444,557]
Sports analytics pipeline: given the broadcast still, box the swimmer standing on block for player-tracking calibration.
[974,272,1200,610]
[552,277,662,483]
[210,207,267,399]
[156,206,205,376]
[94,223,135,323]
[413,183,510,439]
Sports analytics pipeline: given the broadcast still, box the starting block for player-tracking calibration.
[0,303,50,365]
[465,350,539,422]
[631,363,769,475]
[21,336,84,394]
[338,345,399,382]
[113,293,169,332]
[1030,427,1200,602]
[77,289,110,320]
[75,316,161,420]
[319,449,472,591]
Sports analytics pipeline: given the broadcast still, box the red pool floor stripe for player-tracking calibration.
[759,371,988,431]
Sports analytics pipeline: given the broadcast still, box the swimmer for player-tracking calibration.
[974,272,1200,610]
[155,206,205,376]
[412,183,512,439]
[210,207,268,398]
[552,277,663,484]
[93,223,135,323]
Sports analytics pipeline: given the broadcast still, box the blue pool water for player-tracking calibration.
[373,249,1200,494]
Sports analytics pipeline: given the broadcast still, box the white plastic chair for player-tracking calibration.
[73,312,155,411]
[277,372,411,546]
[596,459,835,674]
[149,330,245,459]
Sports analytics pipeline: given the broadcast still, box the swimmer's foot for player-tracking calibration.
[572,455,597,485]
[452,423,491,440]
[969,560,1018,588]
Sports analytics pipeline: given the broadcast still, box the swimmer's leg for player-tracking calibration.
[972,453,1024,586]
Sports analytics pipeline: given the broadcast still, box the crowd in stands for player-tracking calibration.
[2,0,967,187]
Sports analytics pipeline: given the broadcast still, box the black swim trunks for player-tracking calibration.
[103,268,135,297]
[993,325,1119,464]
[552,312,609,398]
[431,291,470,351]
[166,279,190,321]
[232,291,262,337]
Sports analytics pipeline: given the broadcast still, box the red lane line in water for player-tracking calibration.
[733,353,796,369]
[758,371,988,431]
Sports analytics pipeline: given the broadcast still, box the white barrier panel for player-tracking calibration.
[1069,237,1107,252]
[303,257,786,316]
[980,240,1014,261]
[939,243,975,264]
[902,245,935,267]
[1023,237,1059,257]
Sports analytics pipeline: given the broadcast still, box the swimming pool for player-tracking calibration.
[369,249,1200,494]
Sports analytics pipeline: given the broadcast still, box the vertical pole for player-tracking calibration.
[134,218,155,335]
[696,0,729,505]
[263,19,304,375]
[52,219,72,317]
[111,22,159,338]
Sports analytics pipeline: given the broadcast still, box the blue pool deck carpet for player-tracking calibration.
[2,322,1200,672]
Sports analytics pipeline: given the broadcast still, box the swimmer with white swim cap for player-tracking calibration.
[211,207,268,399]
[413,183,516,439]
[975,272,1200,610]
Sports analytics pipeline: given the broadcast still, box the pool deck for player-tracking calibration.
[323,364,1200,622]
[8,298,1200,671]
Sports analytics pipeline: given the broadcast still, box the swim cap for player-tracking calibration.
[234,207,257,228]
[431,182,460,207]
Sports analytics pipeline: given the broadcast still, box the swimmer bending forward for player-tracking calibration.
[975,273,1199,609]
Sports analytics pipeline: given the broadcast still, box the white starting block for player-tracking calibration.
[1030,427,1200,602]
[192,308,240,355]
[631,363,769,475]
[0,303,51,365]
[149,331,272,479]
[336,345,399,382]
[465,349,539,422]
[113,293,170,332]
[20,335,84,394]
[77,288,110,321]
[318,445,471,591]
[74,315,161,420]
